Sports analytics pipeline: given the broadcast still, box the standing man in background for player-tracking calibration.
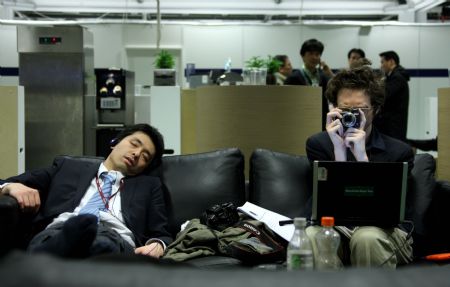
[285,38,333,130]
[375,50,410,142]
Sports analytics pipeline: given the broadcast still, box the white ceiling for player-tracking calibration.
[1,0,448,22]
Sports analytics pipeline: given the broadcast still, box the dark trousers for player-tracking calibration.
[28,221,134,258]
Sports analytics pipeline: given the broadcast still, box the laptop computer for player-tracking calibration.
[312,160,408,227]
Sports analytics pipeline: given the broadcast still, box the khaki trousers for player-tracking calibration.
[306,225,413,268]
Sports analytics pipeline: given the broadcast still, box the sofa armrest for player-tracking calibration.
[428,180,450,252]
[435,180,450,196]
[408,153,437,236]
[0,195,21,255]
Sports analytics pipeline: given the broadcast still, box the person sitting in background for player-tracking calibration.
[273,55,293,85]
[0,123,172,259]
[305,66,413,268]
[285,38,333,130]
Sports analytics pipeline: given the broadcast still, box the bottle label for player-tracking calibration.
[287,250,313,270]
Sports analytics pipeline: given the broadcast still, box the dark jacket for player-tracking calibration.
[306,127,414,172]
[6,156,172,247]
[374,65,410,142]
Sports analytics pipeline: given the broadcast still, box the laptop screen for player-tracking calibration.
[312,160,408,227]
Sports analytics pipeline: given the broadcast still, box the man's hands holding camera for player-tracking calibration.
[326,107,368,162]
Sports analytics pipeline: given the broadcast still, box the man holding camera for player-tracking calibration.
[305,66,414,268]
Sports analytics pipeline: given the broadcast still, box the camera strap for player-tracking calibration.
[227,220,286,264]
[236,221,284,251]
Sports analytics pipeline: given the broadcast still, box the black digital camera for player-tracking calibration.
[340,109,361,130]
[200,202,240,231]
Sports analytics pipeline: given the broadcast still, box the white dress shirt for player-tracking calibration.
[47,163,136,247]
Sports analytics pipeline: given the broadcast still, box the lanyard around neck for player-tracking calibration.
[94,175,123,210]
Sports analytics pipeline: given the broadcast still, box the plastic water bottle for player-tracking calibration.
[287,217,314,270]
[224,57,232,73]
[314,216,343,270]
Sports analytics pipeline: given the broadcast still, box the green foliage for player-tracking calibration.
[245,56,266,68]
[245,55,283,74]
[154,50,175,69]
[265,55,283,74]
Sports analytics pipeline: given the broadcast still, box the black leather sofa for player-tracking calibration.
[1,148,450,283]
[0,148,248,260]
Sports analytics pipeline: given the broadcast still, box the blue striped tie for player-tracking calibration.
[79,172,116,218]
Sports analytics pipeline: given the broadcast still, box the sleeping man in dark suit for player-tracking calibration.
[0,123,172,259]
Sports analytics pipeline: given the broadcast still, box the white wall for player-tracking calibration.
[0,25,19,85]
[2,23,450,140]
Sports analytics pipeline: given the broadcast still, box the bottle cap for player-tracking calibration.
[321,216,335,227]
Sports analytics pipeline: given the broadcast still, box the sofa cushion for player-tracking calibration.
[150,148,246,237]
[407,153,436,237]
[249,149,312,219]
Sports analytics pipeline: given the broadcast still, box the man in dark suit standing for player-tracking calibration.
[376,50,410,143]
[0,124,172,259]
[285,38,333,130]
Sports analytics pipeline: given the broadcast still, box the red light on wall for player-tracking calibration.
[39,37,62,45]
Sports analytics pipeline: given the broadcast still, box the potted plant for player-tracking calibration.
[243,56,267,85]
[245,56,266,69]
[153,49,176,86]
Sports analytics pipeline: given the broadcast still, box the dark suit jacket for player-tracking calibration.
[306,127,414,171]
[6,156,172,247]
[374,66,410,142]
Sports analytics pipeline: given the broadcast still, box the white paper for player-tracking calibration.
[237,202,295,242]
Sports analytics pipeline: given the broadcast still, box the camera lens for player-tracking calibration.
[341,112,357,127]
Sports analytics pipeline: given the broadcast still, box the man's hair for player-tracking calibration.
[379,50,400,65]
[274,55,288,67]
[325,66,385,113]
[349,57,372,69]
[113,123,165,172]
[347,48,365,59]
[300,39,324,56]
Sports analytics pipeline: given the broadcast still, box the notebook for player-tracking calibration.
[312,160,408,227]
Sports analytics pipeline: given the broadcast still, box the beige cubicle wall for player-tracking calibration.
[181,88,197,153]
[438,87,450,181]
[181,85,322,176]
[0,86,24,179]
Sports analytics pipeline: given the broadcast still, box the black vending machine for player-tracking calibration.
[95,68,135,158]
